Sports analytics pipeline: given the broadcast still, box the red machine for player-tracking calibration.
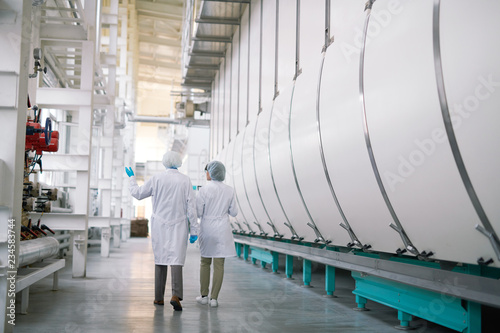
[25,119,59,154]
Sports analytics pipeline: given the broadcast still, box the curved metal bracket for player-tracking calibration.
[284,222,303,241]
[243,221,256,235]
[307,222,331,244]
[253,221,268,236]
[267,221,284,239]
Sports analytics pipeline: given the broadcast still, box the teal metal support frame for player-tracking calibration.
[325,265,335,296]
[271,252,279,273]
[249,246,276,270]
[303,259,311,286]
[235,243,242,258]
[286,254,293,279]
[243,244,250,261]
[352,271,479,332]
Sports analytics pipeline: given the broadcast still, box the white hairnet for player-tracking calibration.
[206,160,225,181]
[162,151,182,169]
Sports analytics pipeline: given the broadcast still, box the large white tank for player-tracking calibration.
[215,0,500,268]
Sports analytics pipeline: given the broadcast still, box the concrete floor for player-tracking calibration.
[14,238,457,333]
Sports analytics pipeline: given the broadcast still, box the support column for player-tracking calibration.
[272,252,279,273]
[113,225,121,248]
[0,0,31,330]
[235,243,242,257]
[243,244,250,261]
[325,265,335,296]
[285,254,293,279]
[303,259,312,287]
[101,227,111,257]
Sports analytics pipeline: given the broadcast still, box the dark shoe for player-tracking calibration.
[170,296,182,311]
[154,300,164,305]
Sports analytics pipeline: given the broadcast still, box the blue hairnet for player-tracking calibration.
[206,161,225,181]
[162,151,182,169]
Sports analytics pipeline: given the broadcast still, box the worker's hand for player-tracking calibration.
[189,235,198,244]
[125,167,134,177]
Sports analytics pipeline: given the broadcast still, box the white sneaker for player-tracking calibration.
[209,299,218,308]
[196,296,208,305]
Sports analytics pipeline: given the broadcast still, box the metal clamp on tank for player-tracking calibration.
[390,223,419,256]
[284,222,303,241]
[234,222,246,234]
[340,223,367,250]
[475,224,500,265]
[243,222,256,235]
[267,221,283,239]
[253,222,268,237]
[307,223,331,244]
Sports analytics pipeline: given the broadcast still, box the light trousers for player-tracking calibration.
[200,257,225,300]
[155,264,183,301]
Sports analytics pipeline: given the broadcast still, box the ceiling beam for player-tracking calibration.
[137,12,181,23]
[139,58,181,70]
[189,51,225,58]
[138,76,182,86]
[138,23,181,36]
[192,36,232,43]
[139,35,181,48]
[203,0,250,3]
[195,17,240,25]
[186,64,219,70]
[139,52,180,63]
[136,1,183,17]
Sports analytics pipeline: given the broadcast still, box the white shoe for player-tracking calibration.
[209,299,218,308]
[196,296,208,305]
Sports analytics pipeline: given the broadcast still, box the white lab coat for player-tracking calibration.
[196,180,238,258]
[129,169,198,265]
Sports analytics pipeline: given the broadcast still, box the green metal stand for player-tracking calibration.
[325,265,335,296]
[271,252,279,273]
[352,271,480,332]
[286,254,293,279]
[243,244,250,261]
[303,259,311,287]
[235,243,242,258]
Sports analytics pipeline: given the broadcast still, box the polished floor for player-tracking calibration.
[14,237,457,333]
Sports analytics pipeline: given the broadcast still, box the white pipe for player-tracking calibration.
[19,237,60,267]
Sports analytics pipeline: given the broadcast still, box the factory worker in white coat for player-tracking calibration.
[195,161,238,308]
[125,151,198,311]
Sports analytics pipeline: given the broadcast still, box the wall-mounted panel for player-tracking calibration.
[248,0,262,123]
[218,58,225,154]
[298,0,324,73]
[261,0,276,106]
[230,28,240,139]
[239,6,250,128]
[277,1,296,94]
[224,47,232,148]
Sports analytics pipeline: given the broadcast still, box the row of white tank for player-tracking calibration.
[213,0,500,267]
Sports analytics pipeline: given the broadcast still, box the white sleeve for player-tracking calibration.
[187,181,198,235]
[228,189,238,217]
[129,176,153,200]
[196,188,205,219]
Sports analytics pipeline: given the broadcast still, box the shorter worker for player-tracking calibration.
[195,161,238,308]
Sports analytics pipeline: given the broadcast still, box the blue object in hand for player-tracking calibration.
[125,167,134,177]
[189,235,198,244]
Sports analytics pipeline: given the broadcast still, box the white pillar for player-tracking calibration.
[100,227,111,257]
[0,1,32,330]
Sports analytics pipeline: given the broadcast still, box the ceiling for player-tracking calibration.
[134,0,248,116]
